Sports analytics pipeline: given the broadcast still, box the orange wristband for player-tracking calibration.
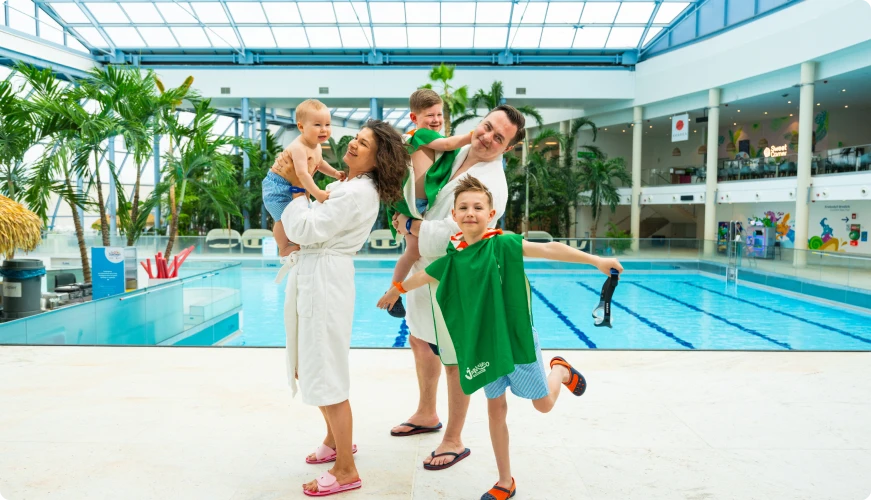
[392,281,408,294]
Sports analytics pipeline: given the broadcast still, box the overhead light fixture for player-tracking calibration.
[764,112,768,115]
[737,109,741,112]
[845,105,849,108]
[733,122,737,126]
[842,89,846,92]
[790,113,794,117]
[604,128,608,131]
[622,130,626,133]
[788,101,792,104]
[817,103,821,106]
[545,141,557,145]
[649,125,653,129]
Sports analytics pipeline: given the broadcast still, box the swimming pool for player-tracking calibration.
[227,268,871,351]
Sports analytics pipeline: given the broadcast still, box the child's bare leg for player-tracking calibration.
[532,363,570,414]
[273,221,300,257]
[487,395,513,489]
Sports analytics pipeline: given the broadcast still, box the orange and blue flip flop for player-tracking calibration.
[481,478,516,500]
[550,356,587,396]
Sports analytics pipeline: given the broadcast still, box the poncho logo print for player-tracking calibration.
[465,361,490,380]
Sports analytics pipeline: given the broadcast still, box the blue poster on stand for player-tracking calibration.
[91,247,126,299]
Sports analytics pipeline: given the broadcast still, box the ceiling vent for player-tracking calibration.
[516,87,526,95]
[319,87,329,95]
[220,87,231,95]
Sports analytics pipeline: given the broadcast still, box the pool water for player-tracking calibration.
[228,269,871,351]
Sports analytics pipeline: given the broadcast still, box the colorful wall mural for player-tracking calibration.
[718,201,870,254]
[718,111,830,159]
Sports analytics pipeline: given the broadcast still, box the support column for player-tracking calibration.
[794,61,816,267]
[153,134,161,229]
[108,135,117,237]
[704,88,721,255]
[559,120,578,237]
[522,136,529,237]
[76,175,84,231]
[630,106,643,250]
[241,97,251,230]
[260,105,268,229]
[370,98,383,121]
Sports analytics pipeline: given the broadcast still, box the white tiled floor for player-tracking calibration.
[1,347,870,500]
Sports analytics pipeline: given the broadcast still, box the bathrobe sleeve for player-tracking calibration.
[281,184,377,245]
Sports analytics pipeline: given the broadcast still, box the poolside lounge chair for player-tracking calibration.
[241,229,273,252]
[526,231,554,242]
[368,229,400,251]
[205,229,242,251]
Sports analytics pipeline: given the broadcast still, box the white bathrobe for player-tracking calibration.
[281,175,380,407]
[405,145,508,365]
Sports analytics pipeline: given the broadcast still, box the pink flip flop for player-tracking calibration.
[303,471,362,497]
[306,443,358,464]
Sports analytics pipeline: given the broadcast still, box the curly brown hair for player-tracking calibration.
[364,120,409,205]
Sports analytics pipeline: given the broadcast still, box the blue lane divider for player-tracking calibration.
[576,282,695,349]
[683,281,871,346]
[393,319,409,348]
[627,282,792,350]
[529,284,597,349]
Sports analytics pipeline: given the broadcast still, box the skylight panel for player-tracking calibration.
[120,3,163,24]
[369,3,404,23]
[405,2,438,23]
[48,3,89,23]
[544,2,584,24]
[156,3,197,23]
[74,27,109,47]
[406,27,440,48]
[653,2,690,24]
[7,1,34,35]
[374,27,407,47]
[385,109,406,120]
[305,27,342,47]
[191,3,229,23]
[0,4,5,26]
[339,26,372,47]
[84,3,129,23]
[139,26,179,46]
[580,2,619,23]
[172,27,211,47]
[238,27,276,47]
[227,2,267,23]
[105,27,145,46]
[350,110,369,120]
[440,27,473,48]
[572,26,609,47]
[67,36,89,52]
[642,26,662,46]
[297,3,336,23]
[473,26,507,48]
[511,2,546,24]
[614,2,655,23]
[39,18,66,45]
[539,26,575,48]
[272,27,309,47]
[205,27,240,47]
[333,2,368,23]
[441,2,475,23]
[509,27,542,48]
[605,26,642,47]
[262,3,303,23]
[475,2,512,24]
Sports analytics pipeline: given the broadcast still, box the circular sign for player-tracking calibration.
[763,147,771,158]
[676,120,685,131]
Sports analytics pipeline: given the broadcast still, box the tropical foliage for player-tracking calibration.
[421,63,469,137]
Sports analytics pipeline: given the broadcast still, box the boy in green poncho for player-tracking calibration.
[382,89,473,318]
[378,177,623,500]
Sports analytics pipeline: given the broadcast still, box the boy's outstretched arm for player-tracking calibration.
[377,269,437,310]
[290,143,329,203]
[421,131,473,152]
[522,240,624,276]
[317,160,346,180]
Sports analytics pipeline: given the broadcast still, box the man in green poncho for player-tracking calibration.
[379,176,623,500]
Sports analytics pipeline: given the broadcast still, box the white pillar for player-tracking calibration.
[108,135,117,237]
[704,89,721,255]
[241,97,251,230]
[794,62,815,267]
[522,135,529,236]
[630,106,643,250]
[559,120,577,237]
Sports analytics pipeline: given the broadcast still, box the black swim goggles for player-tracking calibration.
[592,268,620,328]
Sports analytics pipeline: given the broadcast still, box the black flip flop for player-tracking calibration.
[388,296,406,318]
[423,448,471,471]
[390,421,443,437]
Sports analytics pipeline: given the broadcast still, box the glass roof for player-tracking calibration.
[29,0,694,52]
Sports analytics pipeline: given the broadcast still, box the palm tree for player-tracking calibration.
[154,75,196,241]
[0,77,37,202]
[231,131,283,229]
[452,81,545,132]
[162,99,241,258]
[421,63,469,137]
[577,157,631,239]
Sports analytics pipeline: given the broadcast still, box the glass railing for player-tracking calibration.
[0,261,242,346]
[642,167,706,186]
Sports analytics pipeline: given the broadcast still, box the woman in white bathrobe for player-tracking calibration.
[275,120,408,497]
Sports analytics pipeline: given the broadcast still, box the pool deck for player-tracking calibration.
[1,347,870,500]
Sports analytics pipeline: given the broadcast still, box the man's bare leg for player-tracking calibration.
[391,334,441,434]
[423,365,470,467]
[303,400,359,493]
